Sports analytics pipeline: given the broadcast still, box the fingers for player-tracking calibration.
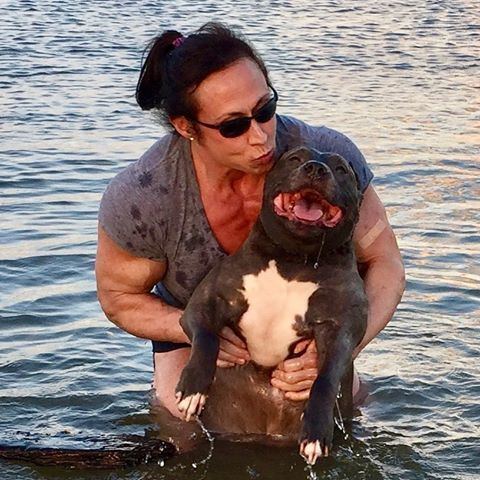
[271,339,318,401]
[285,390,310,401]
[218,326,250,365]
[218,347,249,365]
[276,350,317,373]
[271,376,315,393]
[272,367,317,385]
[293,338,316,355]
[293,339,310,355]
[271,368,317,392]
[217,359,235,368]
[272,339,318,399]
[176,392,207,422]
[219,326,247,349]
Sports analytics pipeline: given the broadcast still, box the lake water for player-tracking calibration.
[1,0,479,479]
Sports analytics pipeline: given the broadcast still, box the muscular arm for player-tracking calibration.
[95,225,189,343]
[96,225,248,365]
[352,185,406,357]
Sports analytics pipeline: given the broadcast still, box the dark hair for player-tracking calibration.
[135,22,271,131]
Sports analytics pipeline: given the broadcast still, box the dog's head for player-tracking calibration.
[260,146,362,255]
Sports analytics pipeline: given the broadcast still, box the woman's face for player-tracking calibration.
[190,58,277,175]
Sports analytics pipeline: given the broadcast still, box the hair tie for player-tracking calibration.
[172,36,185,48]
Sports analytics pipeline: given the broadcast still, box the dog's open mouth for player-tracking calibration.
[273,189,343,227]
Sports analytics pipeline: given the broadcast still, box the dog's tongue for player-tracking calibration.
[293,198,324,221]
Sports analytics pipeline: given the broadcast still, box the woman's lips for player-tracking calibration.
[252,149,274,165]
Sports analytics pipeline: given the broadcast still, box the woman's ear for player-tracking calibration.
[170,116,196,140]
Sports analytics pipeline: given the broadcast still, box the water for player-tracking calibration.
[1,0,479,478]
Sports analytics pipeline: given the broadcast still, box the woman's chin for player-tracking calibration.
[249,157,275,173]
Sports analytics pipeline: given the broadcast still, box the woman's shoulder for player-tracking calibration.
[97,133,189,261]
[111,133,185,189]
[277,114,355,149]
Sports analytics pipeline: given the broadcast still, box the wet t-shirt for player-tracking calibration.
[98,115,374,308]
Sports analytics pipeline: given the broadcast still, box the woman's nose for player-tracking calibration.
[248,119,268,145]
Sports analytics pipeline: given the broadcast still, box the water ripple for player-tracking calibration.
[0,1,479,479]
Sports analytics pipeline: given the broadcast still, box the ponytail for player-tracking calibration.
[135,30,183,111]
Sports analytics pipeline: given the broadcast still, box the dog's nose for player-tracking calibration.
[302,160,329,179]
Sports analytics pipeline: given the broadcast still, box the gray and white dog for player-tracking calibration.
[175,146,368,464]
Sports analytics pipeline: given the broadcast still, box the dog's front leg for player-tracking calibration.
[299,327,355,464]
[175,320,219,422]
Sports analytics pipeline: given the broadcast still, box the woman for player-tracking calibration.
[95,23,405,419]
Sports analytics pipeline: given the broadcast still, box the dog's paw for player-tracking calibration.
[299,439,329,465]
[175,360,216,422]
[299,408,334,464]
[175,391,207,422]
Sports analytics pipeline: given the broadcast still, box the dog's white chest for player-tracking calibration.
[238,260,318,367]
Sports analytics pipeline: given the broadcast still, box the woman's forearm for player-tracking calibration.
[353,256,405,358]
[98,290,189,343]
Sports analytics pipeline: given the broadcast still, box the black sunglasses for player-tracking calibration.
[193,87,278,138]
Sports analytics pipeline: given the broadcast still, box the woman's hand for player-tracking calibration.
[271,339,318,401]
[217,326,250,368]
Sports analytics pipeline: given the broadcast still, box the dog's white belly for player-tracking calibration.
[238,260,318,367]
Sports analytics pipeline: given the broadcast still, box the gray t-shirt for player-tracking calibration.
[98,114,373,308]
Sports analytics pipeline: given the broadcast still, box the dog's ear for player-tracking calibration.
[348,161,361,192]
[348,161,365,216]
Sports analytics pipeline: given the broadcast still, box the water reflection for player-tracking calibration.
[1,0,479,479]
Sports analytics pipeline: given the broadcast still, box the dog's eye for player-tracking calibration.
[335,165,348,174]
